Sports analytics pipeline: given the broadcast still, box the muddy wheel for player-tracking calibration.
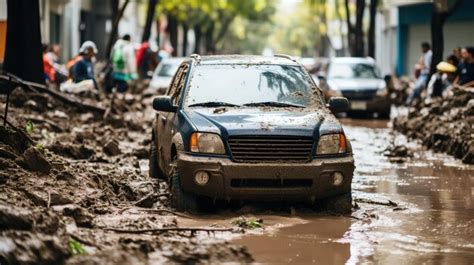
[322,192,352,215]
[149,135,166,180]
[170,170,200,212]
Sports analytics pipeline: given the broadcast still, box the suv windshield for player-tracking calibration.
[328,63,380,79]
[185,64,321,108]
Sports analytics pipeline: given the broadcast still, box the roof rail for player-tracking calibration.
[190,53,201,61]
[274,54,295,61]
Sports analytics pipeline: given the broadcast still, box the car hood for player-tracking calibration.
[183,107,343,138]
[327,78,384,90]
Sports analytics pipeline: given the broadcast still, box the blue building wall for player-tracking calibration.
[396,1,474,76]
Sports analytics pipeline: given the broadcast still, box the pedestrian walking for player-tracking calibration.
[407,42,432,104]
[111,34,137,93]
[455,47,474,87]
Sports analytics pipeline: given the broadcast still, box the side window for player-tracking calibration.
[170,64,189,105]
[166,65,185,97]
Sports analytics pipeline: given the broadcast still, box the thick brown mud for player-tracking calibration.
[179,118,474,264]
[1,83,472,264]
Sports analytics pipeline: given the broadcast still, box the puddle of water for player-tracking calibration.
[221,118,474,264]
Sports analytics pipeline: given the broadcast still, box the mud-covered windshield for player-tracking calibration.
[328,63,380,79]
[186,64,322,108]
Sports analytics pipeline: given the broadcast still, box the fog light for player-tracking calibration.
[194,171,209,186]
[332,172,344,186]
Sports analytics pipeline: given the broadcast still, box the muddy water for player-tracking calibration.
[180,118,474,264]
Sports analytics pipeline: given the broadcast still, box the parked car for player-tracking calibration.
[149,54,355,214]
[325,57,390,118]
[148,57,184,94]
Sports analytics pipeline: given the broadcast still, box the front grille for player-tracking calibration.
[341,89,377,100]
[228,136,313,163]
[231,179,313,188]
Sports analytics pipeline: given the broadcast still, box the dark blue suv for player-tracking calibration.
[150,54,355,213]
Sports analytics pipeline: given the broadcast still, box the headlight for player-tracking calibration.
[190,132,225,154]
[316,133,347,155]
[376,82,388,97]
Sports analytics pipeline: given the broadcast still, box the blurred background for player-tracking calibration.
[0,0,473,78]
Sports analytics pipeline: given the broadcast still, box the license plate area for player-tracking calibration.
[350,101,367,110]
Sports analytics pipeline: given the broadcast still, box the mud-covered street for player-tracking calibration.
[0,83,473,264]
[177,118,474,264]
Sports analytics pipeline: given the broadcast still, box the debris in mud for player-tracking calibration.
[232,217,263,229]
[103,139,121,156]
[213,107,227,114]
[19,146,52,174]
[384,145,413,158]
[393,87,474,164]
[0,82,253,264]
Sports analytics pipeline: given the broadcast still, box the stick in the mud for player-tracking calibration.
[354,198,398,207]
[103,227,233,234]
[0,114,35,143]
[47,190,51,209]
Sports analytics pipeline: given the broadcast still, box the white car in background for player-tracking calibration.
[325,57,390,118]
[148,57,185,94]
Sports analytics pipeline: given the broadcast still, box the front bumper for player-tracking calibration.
[177,152,355,202]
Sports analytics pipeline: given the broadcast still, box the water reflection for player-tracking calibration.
[227,119,474,264]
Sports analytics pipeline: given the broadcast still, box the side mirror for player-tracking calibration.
[153,96,177,112]
[327,97,349,113]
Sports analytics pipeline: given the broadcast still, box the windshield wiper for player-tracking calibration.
[188,101,241,107]
[243,101,305,108]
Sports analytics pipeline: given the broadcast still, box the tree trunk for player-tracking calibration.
[344,0,355,56]
[167,15,178,57]
[3,0,44,84]
[368,0,378,58]
[142,0,158,43]
[335,0,347,56]
[182,23,188,56]
[204,21,215,54]
[193,25,202,54]
[105,0,130,60]
[354,0,366,57]
[429,0,462,75]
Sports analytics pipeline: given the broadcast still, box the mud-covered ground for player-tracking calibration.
[1,85,473,264]
[0,86,252,264]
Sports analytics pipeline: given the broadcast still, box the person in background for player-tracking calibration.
[111,34,137,93]
[47,44,68,86]
[71,41,98,89]
[446,54,459,68]
[455,47,474,87]
[426,61,457,98]
[407,42,432,104]
[452,47,462,63]
[136,41,154,79]
[42,43,55,83]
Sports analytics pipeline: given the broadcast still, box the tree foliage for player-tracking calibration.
[157,0,276,53]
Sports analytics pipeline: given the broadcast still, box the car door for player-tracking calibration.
[157,63,189,174]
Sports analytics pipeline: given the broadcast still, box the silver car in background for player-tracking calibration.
[325,57,390,118]
[148,57,184,94]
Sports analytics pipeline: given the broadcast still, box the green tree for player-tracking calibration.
[158,0,275,54]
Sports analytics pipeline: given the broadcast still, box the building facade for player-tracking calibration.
[376,0,474,76]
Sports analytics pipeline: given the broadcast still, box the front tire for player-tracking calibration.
[170,170,199,212]
[322,192,352,215]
